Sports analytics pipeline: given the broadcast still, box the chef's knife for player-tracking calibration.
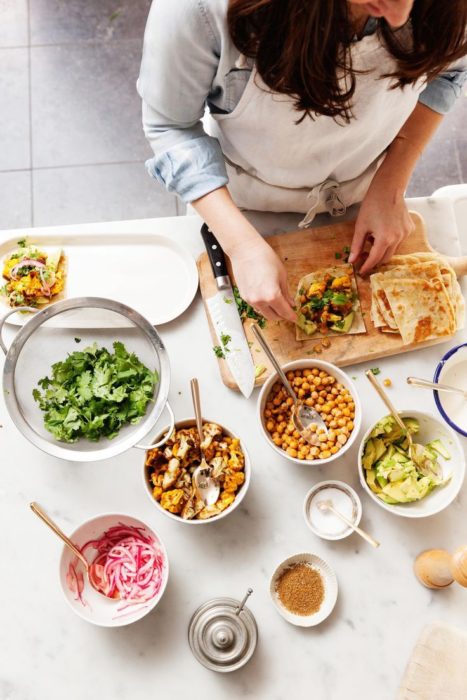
[200,224,255,398]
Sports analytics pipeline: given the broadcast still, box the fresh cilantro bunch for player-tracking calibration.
[32,341,158,443]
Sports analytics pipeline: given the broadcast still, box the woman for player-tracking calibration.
[138,0,467,322]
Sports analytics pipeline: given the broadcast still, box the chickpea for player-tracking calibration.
[330,446,339,454]
[338,434,347,445]
[320,450,331,459]
[294,377,303,386]
[287,447,298,458]
[286,397,294,406]
[286,371,295,380]
[302,381,311,391]
[347,420,354,430]
[266,420,275,432]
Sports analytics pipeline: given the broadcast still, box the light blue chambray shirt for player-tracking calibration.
[137,0,467,204]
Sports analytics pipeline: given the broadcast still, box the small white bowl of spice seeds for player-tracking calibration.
[269,552,338,627]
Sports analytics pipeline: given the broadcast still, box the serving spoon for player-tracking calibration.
[30,502,109,598]
[252,324,328,442]
[365,371,441,479]
[190,378,220,506]
[317,499,380,548]
[407,376,467,399]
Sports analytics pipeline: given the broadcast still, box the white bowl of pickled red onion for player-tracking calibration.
[59,513,169,627]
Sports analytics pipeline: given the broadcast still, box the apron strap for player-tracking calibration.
[298,179,346,228]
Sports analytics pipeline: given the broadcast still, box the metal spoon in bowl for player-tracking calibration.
[251,325,328,442]
[30,502,110,598]
[407,376,467,399]
[190,378,220,506]
[316,499,380,548]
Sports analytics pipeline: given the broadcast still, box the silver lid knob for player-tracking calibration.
[188,590,257,673]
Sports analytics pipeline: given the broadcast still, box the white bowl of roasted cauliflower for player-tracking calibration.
[143,418,251,524]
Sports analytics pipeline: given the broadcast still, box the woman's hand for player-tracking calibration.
[229,237,296,322]
[349,182,415,276]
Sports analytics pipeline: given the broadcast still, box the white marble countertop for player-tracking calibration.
[1,196,467,700]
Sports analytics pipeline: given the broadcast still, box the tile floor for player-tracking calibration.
[0,0,465,230]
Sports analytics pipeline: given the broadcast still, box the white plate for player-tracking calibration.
[269,552,338,627]
[0,232,199,327]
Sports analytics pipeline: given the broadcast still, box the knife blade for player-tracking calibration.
[200,224,255,398]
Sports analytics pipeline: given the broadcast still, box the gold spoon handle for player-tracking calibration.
[30,502,88,569]
[190,377,204,443]
[251,325,297,403]
[365,370,408,436]
[407,376,467,397]
[327,504,380,548]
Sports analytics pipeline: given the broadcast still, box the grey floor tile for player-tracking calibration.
[30,0,151,45]
[33,162,177,226]
[0,48,30,170]
[0,0,28,47]
[0,171,32,229]
[407,96,467,198]
[31,41,151,168]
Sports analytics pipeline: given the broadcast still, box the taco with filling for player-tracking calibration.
[295,264,366,340]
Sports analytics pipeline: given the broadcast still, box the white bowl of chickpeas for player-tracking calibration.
[258,360,361,465]
[142,418,251,524]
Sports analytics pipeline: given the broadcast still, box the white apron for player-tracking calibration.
[207,30,425,226]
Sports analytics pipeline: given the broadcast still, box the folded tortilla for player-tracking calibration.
[295,265,366,341]
[371,261,448,330]
[381,277,456,345]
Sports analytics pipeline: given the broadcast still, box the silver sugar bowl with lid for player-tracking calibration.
[188,588,257,672]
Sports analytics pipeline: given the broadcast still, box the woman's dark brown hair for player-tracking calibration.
[227,0,467,122]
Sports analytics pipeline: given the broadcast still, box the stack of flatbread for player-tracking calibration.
[370,252,465,345]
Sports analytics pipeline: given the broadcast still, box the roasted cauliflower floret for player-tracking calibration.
[160,489,185,514]
[201,423,223,452]
[162,457,181,490]
[152,486,163,501]
[223,472,245,493]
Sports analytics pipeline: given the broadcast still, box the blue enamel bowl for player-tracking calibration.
[433,343,467,437]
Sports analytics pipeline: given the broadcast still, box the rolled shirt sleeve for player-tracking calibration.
[137,0,228,203]
[418,59,467,114]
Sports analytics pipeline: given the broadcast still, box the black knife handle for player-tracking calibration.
[200,224,229,280]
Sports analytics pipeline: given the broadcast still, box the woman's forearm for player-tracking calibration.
[192,186,264,256]
[192,186,296,321]
[370,102,444,198]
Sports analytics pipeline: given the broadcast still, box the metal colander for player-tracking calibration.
[1,297,173,462]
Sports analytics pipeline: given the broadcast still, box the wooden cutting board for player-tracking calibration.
[397,622,467,699]
[197,212,467,391]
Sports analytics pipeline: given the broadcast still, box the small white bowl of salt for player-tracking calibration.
[303,480,362,541]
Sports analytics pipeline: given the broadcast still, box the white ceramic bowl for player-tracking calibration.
[358,410,465,518]
[59,513,169,627]
[143,418,251,525]
[433,342,467,437]
[257,359,361,466]
[303,480,362,541]
[269,552,338,627]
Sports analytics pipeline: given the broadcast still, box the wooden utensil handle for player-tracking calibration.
[328,504,380,548]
